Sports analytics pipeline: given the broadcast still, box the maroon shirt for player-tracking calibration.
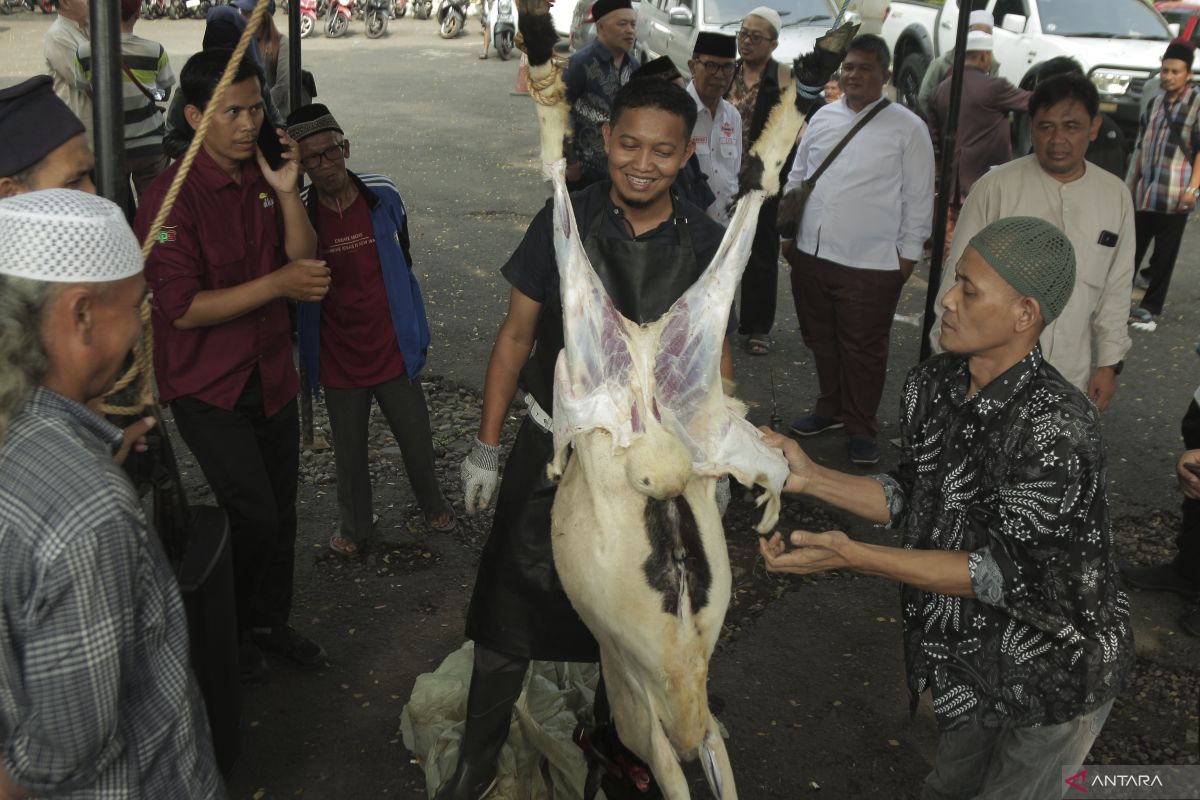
[135,147,298,416]
[315,194,405,389]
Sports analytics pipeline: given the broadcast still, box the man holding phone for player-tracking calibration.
[134,48,327,682]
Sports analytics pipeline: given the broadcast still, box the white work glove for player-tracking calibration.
[715,475,731,517]
[461,438,502,514]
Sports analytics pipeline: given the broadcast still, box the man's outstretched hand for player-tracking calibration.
[759,530,854,575]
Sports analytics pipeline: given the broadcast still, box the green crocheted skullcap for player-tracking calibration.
[968,216,1076,323]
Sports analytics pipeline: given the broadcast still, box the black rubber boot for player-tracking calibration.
[433,651,527,800]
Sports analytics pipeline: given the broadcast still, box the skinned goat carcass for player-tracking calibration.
[512,4,857,796]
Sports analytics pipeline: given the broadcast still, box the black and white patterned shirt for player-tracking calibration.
[874,347,1134,730]
[0,388,223,798]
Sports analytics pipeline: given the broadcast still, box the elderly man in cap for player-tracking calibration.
[928,30,1029,254]
[285,103,453,556]
[135,48,326,683]
[762,216,1134,800]
[782,33,933,466]
[0,76,94,198]
[686,32,741,226]
[0,190,223,798]
[563,0,639,191]
[917,9,999,121]
[727,5,787,354]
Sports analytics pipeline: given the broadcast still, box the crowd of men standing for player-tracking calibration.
[0,2,1199,798]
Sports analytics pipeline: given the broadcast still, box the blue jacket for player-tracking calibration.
[298,172,430,394]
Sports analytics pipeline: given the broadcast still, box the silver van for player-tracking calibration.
[636,0,858,76]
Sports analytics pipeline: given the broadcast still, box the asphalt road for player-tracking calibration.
[2,11,1199,799]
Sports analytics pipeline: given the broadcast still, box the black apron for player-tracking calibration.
[465,189,702,662]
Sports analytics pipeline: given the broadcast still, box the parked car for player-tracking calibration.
[881,0,1177,146]
[1156,1,1200,46]
[637,0,858,77]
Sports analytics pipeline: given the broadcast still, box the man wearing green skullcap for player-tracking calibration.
[756,216,1134,799]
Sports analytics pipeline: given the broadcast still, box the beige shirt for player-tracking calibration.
[43,15,92,145]
[931,155,1135,391]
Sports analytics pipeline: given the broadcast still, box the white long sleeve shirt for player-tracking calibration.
[783,95,933,270]
[930,155,1135,391]
[687,81,741,226]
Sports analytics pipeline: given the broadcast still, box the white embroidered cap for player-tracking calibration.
[968,9,994,27]
[0,189,143,283]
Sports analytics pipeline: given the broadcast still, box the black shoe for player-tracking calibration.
[1120,563,1200,597]
[239,638,267,684]
[848,435,881,466]
[433,664,526,800]
[1180,605,1200,637]
[251,626,327,669]
[789,414,844,437]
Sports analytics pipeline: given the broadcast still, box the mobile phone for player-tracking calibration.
[257,124,285,171]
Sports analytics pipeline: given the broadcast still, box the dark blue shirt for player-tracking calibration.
[563,40,639,181]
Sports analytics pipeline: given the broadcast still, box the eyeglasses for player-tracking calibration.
[694,59,736,77]
[736,29,775,44]
[300,140,349,170]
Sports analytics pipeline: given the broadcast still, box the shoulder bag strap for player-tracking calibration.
[804,98,890,188]
[122,62,160,104]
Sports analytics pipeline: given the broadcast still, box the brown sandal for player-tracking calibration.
[328,534,359,556]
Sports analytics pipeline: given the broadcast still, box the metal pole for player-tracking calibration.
[90,0,126,204]
[918,5,973,362]
[286,0,315,445]
[288,0,302,113]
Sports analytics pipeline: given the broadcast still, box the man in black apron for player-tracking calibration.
[447,78,734,799]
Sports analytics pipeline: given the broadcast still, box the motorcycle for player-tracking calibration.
[325,0,352,36]
[298,0,317,37]
[140,0,164,18]
[364,0,388,37]
[411,0,429,18]
[490,0,515,59]
[184,0,212,18]
[436,0,466,38]
[390,0,405,17]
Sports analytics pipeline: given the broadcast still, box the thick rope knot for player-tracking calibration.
[528,58,568,107]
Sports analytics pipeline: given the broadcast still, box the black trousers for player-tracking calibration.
[324,375,448,546]
[172,370,300,633]
[1179,400,1200,584]
[1133,210,1189,315]
[738,193,781,338]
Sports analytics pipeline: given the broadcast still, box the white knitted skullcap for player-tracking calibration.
[746,6,781,35]
[0,189,142,283]
[966,30,993,51]
[968,9,994,27]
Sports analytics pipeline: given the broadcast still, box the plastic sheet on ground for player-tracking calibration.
[400,642,606,799]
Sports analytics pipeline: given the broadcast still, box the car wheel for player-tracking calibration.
[896,52,929,112]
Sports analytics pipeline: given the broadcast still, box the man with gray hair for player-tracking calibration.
[761,217,1133,799]
[0,190,222,797]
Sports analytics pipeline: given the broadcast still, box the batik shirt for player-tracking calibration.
[564,40,638,182]
[1132,85,1200,213]
[873,347,1134,730]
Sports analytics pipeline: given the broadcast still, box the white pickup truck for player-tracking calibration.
[880,0,1177,141]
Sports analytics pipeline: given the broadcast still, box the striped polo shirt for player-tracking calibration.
[75,33,176,158]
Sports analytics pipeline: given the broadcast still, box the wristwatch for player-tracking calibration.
[1185,187,1200,197]
[1104,361,1124,376]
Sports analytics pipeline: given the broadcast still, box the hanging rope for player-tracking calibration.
[830,0,855,29]
[97,0,272,416]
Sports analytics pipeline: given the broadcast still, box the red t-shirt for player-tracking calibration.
[316,193,406,389]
